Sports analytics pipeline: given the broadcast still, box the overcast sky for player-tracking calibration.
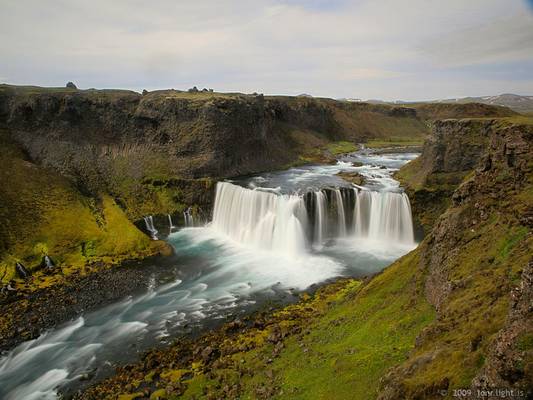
[1,0,532,100]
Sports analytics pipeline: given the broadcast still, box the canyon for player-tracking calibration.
[0,84,530,400]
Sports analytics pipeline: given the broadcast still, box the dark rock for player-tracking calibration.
[336,171,365,186]
[66,82,77,89]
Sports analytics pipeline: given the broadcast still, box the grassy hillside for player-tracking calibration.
[183,251,434,400]
[0,128,168,284]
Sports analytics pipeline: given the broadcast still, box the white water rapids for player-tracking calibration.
[0,150,419,399]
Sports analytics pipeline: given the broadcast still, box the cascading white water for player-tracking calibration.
[353,189,414,244]
[183,207,194,227]
[211,182,308,256]
[44,255,54,269]
[334,189,347,237]
[211,182,415,253]
[314,191,327,247]
[168,214,175,229]
[143,216,158,240]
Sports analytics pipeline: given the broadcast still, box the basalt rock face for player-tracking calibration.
[0,86,431,218]
[380,120,533,399]
[422,119,494,173]
[396,119,496,233]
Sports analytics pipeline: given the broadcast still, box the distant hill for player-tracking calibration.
[363,94,533,114]
[434,94,533,114]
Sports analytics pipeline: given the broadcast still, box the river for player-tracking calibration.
[0,149,419,399]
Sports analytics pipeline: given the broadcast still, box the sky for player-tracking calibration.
[1,0,532,101]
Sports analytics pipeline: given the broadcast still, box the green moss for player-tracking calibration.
[497,226,528,261]
[0,129,161,285]
[395,157,425,189]
[160,369,190,383]
[365,138,424,148]
[118,393,144,400]
[255,253,433,400]
[326,141,359,155]
[180,374,210,399]
[174,254,434,400]
[150,389,168,399]
[517,333,533,351]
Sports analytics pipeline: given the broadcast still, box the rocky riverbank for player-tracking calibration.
[0,249,173,353]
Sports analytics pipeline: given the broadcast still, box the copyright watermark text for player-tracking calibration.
[438,388,529,398]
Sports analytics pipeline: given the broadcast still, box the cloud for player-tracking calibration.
[341,68,405,80]
[0,0,532,100]
[418,14,533,66]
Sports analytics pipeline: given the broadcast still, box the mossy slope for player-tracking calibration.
[0,128,163,283]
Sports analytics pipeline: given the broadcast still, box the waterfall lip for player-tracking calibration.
[251,185,282,194]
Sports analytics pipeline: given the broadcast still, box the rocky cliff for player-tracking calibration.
[397,119,495,232]
[380,117,532,399]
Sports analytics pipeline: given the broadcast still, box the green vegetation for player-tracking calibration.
[0,129,166,285]
[394,157,425,189]
[283,140,360,169]
[233,252,434,400]
[365,137,424,149]
[404,102,517,120]
[326,141,359,155]
[331,105,429,141]
[499,115,533,126]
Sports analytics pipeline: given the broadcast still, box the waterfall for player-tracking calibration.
[168,214,175,229]
[353,189,414,244]
[334,189,347,237]
[143,216,158,240]
[211,182,414,254]
[43,255,55,270]
[211,182,308,256]
[183,207,194,227]
[314,191,327,247]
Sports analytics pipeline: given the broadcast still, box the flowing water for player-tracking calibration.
[0,150,419,399]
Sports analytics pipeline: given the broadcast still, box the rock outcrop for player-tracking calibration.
[380,118,533,399]
[396,119,496,233]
